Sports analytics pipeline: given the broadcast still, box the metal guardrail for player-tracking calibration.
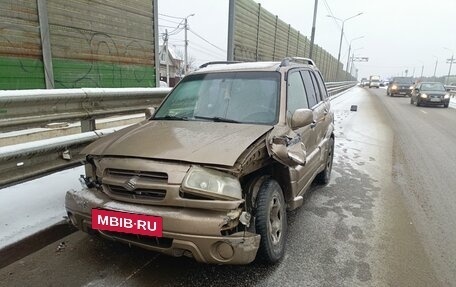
[0,87,171,132]
[0,82,356,188]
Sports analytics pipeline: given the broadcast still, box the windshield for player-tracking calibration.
[420,83,445,91]
[154,71,280,125]
[394,77,413,84]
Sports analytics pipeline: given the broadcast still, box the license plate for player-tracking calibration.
[92,209,163,237]
[399,92,406,94]
[430,98,441,102]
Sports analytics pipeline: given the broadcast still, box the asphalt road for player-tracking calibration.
[1,87,454,286]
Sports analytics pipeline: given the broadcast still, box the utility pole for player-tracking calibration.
[309,0,318,59]
[420,65,424,79]
[163,29,170,85]
[184,18,189,75]
[447,54,454,84]
[433,57,438,79]
[183,14,195,75]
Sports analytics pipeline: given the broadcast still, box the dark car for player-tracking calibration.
[410,82,450,108]
[387,77,414,97]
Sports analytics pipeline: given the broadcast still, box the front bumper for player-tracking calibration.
[419,98,450,106]
[65,188,260,264]
[391,88,410,96]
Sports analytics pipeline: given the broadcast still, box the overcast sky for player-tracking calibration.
[159,0,456,80]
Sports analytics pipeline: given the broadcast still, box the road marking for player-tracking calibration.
[420,110,427,114]
[115,254,160,287]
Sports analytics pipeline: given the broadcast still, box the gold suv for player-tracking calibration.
[66,58,335,264]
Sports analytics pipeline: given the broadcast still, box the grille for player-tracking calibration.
[107,169,168,182]
[107,185,166,200]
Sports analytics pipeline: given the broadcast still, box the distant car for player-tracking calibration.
[361,79,369,87]
[410,82,450,108]
[369,75,380,88]
[387,77,414,97]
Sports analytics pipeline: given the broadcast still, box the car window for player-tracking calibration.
[314,71,328,100]
[301,70,318,108]
[287,71,309,118]
[309,72,323,103]
[420,83,445,91]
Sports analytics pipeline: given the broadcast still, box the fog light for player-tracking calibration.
[216,242,234,260]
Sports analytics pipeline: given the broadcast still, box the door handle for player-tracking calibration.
[323,108,329,115]
[310,121,317,129]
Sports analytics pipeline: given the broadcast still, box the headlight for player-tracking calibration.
[409,86,414,89]
[182,166,242,200]
[444,94,450,99]
[420,93,428,99]
[392,85,398,90]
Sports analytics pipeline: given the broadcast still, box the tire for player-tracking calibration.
[410,97,414,104]
[444,103,449,108]
[255,179,287,264]
[316,137,334,185]
[416,99,421,106]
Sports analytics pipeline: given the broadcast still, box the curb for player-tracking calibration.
[0,220,77,269]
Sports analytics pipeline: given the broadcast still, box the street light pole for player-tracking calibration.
[346,36,364,78]
[309,0,318,59]
[328,12,363,81]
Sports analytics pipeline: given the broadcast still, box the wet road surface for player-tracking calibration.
[0,87,452,286]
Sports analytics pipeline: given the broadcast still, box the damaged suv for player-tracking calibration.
[65,58,335,264]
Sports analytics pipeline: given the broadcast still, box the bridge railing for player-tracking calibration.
[0,82,357,188]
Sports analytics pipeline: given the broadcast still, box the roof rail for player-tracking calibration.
[280,57,315,67]
[199,61,242,69]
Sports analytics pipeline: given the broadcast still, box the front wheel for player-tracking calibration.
[444,103,449,108]
[255,179,287,264]
[316,137,334,185]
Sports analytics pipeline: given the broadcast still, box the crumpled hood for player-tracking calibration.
[83,120,273,166]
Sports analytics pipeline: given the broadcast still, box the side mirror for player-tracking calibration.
[414,88,420,93]
[446,88,451,92]
[145,107,156,119]
[291,108,314,129]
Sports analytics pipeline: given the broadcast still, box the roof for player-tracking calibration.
[159,45,182,61]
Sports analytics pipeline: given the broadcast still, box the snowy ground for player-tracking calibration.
[0,166,84,249]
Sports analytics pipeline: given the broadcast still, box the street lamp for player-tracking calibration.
[184,13,195,75]
[346,36,364,77]
[327,12,363,81]
[444,47,454,85]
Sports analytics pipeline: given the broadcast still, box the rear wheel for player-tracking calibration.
[255,179,287,264]
[316,137,334,185]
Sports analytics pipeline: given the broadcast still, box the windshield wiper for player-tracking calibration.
[153,115,188,121]
[194,116,240,123]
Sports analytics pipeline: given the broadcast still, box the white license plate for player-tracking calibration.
[430,98,441,102]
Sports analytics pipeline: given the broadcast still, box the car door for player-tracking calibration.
[266,69,316,193]
[300,70,327,172]
[311,70,333,165]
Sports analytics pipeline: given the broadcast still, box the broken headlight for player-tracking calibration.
[79,156,100,188]
[182,166,242,200]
